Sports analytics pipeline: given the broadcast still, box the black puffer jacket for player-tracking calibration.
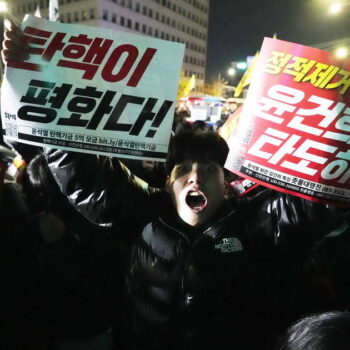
[45,149,345,350]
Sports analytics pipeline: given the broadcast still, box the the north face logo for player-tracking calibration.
[214,237,243,253]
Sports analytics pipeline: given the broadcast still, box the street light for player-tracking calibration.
[236,62,248,70]
[230,61,248,71]
[327,1,350,14]
[335,47,348,58]
[227,61,248,80]
[0,1,7,13]
[227,68,236,76]
[329,2,343,14]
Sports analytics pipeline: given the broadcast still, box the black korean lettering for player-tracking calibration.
[18,105,57,123]
[48,83,73,108]
[129,98,157,136]
[57,86,103,127]
[129,98,173,137]
[57,112,88,127]
[104,94,144,132]
[20,80,55,105]
[86,91,116,130]
[145,100,173,138]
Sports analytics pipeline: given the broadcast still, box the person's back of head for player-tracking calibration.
[192,120,208,132]
[277,311,350,350]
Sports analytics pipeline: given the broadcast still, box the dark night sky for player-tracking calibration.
[206,0,350,82]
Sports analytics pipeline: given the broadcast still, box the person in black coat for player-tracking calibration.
[2,23,348,350]
[43,131,345,350]
[19,153,125,350]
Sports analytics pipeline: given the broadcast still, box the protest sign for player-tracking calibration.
[225,37,350,206]
[1,15,185,161]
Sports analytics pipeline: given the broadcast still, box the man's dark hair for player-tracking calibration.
[277,311,350,350]
[165,130,229,175]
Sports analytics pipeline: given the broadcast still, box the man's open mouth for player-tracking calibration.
[186,191,207,211]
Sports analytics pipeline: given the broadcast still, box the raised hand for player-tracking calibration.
[1,18,30,63]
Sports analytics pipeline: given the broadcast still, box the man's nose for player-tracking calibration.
[188,166,203,184]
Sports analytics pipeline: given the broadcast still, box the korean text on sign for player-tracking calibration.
[225,37,350,206]
[2,15,185,161]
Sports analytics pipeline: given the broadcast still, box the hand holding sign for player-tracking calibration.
[1,15,185,162]
[1,19,29,63]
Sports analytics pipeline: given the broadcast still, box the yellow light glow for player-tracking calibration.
[329,2,343,14]
[0,1,7,13]
[228,68,236,76]
[335,47,348,58]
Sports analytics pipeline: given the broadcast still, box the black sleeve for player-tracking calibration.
[44,148,151,231]
[242,188,346,252]
[240,188,349,333]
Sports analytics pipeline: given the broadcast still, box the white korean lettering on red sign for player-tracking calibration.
[225,37,350,205]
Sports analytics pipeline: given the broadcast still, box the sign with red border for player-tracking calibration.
[225,37,350,206]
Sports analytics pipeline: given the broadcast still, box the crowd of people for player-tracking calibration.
[2,19,350,350]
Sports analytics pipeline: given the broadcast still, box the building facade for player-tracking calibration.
[9,0,210,92]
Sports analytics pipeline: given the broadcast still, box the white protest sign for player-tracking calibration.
[1,15,185,161]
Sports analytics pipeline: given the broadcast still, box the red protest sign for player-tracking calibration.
[225,37,350,206]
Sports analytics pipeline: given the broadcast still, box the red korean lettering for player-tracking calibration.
[23,26,51,38]
[83,38,113,64]
[7,59,41,71]
[57,35,113,80]
[57,60,99,79]
[62,34,92,59]
[102,44,138,83]
[102,45,156,86]
[127,48,157,87]
[22,26,51,55]
[42,33,67,61]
